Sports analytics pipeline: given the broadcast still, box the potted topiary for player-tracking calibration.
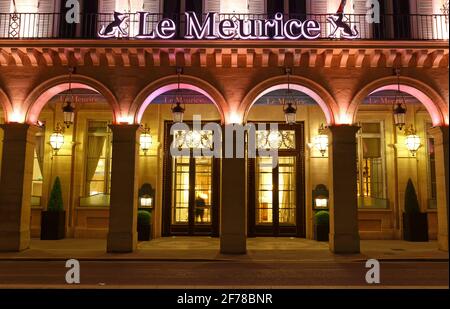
[403,179,428,241]
[41,177,65,240]
[314,210,329,241]
[137,210,152,241]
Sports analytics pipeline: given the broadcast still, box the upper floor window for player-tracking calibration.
[356,122,387,209]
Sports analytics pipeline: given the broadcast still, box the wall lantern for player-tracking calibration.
[312,184,329,209]
[392,68,407,130]
[49,123,64,154]
[171,67,185,123]
[139,183,155,209]
[140,124,153,155]
[62,67,76,128]
[313,124,328,156]
[404,125,421,156]
[283,68,297,125]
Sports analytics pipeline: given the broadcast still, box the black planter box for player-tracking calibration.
[314,224,329,241]
[138,224,152,241]
[41,211,65,240]
[403,213,429,242]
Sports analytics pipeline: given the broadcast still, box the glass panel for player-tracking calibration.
[428,137,437,209]
[256,157,273,224]
[278,157,296,224]
[256,130,296,150]
[357,122,387,209]
[361,123,381,134]
[85,121,111,197]
[194,157,213,224]
[172,157,190,224]
[31,152,43,197]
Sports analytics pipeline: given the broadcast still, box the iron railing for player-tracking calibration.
[0,12,448,40]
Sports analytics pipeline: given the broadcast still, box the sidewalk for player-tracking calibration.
[0,237,447,262]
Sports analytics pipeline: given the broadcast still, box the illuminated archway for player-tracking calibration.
[241,75,339,125]
[24,74,120,124]
[0,88,13,122]
[131,75,227,124]
[349,76,448,126]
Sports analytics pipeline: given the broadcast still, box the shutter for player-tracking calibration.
[143,0,160,13]
[205,0,220,13]
[248,0,264,14]
[99,0,115,12]
[309,0,328,38]
[0,0,11,38]
[416,0,433,39]
[310,0,328,14]
[353,0,370,38]
[37,0,56,37]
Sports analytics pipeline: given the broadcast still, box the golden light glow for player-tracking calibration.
[315,198,328,208]
[405,129,421,156]
[220,0,248,13]
[313,134,328,157]
[49,131,64,153]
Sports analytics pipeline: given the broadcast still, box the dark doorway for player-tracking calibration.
[248,123,306,237]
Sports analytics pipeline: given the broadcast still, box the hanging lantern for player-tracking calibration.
[313,124,328,156]
[284,103,297,125]
[283,68,297,125]
[62,101,75,128]
[172,102,185,123]
[405,125,421,156]
[392,68,407,130]
[140,124,153,155]
[172,67,185,123]
[62,67,76,128]
[49,124,64,154]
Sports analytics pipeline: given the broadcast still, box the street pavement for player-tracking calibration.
[0,260,447,288]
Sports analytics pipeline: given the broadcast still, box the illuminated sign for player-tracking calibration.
[98,12,359,40]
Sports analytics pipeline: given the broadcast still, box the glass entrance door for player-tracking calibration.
[169,156,216,235]
[163,122,219,236]
[249,123,305,237]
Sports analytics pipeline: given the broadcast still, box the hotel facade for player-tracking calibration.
[0,0,448,254]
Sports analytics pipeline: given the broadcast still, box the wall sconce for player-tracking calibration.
[49,123,64,154]
[405,125,421,156]
[139,183,155,209]
[140,124,153,155]
[312,184,329,209]
[313,124,328,156]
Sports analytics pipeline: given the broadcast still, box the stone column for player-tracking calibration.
[107,124,140,253]
[220,125,246,254]
[0,123,39,252]
[429,126,449,252]
[327,125,360,253]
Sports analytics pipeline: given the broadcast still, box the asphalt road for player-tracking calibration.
[0,260,448,288]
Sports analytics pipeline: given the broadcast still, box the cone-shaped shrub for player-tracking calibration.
[47,177,64,212]
[404,178,420,214]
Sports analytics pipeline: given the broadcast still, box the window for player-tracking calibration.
[426,123,437,209]
[356,122,387,208]
[85,121,112,196]
[31,131,45,207]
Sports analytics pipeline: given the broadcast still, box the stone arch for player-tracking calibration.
[0,88,13,122]
[24,74,121,124]
[130,75,227,124]
[240,75,339,125]
[349,76,448,126]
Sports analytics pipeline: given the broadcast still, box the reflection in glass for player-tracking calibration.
[278,157,296,224]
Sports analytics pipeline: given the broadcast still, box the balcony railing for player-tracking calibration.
[0,12,448,40]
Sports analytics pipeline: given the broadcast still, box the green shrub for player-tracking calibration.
[314,211,329,225]
[47,177,64,212]
[404,178,420,214]
[138,210,151,226]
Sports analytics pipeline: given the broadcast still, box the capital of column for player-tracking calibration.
[0,123,41,142]
[326,125,360,143]
[108,124,141,141]
[428,126,449,145]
